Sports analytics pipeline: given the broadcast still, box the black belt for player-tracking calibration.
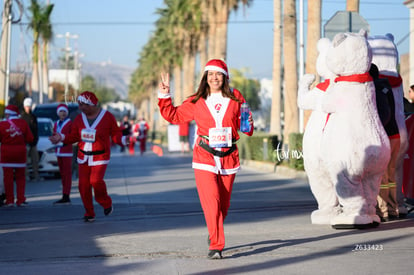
[80,149,105,156]
[198,139,237,157]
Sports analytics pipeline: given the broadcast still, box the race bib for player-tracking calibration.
[81,128,96,143]
[208,127,232,148]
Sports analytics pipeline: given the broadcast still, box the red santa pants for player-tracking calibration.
[78,163,112,217]
[3,167,26,205]
[128,141,135,155]
[139,138,146,154]
[58,157,72,196]
[194,169,235,251]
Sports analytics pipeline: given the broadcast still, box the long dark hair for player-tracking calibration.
[191,71,241,103]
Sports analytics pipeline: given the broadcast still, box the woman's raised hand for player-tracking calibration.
[159,73,170,94]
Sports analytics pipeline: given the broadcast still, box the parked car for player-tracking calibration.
[27,117,60,177]
[33,102,80,122]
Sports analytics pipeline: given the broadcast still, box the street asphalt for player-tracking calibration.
[0,144,413,275]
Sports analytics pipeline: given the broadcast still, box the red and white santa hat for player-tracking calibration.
[5,104,19,116]
[77,91,98,106]
[204,59,229,79]
[56,103,69,115]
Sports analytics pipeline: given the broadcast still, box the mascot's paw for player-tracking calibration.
[299,74,316,90]
[331,213,374,230]
[311,207,341,225]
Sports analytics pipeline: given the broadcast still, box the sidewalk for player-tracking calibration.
[0,147,413,275]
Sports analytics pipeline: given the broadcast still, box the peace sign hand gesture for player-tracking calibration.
[159,73,170,94]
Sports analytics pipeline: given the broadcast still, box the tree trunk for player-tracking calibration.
[270,0,282,137]
[346,0,359,12]
[199,1,209,70]
[283,0,299,140]
[303,0,322,130]
[215,2,229,60]
[207,3,217,59]
[42,41,49,103]
[173,65,182,105]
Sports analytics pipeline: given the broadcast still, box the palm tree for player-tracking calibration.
[207,0,252,59]
[270,0,282,137]
[28,0,42,102]
[303,0,321,130]
[346,0,359,12]
[40,3,54,103]
[283,0,299,140]
[28,0,54,104]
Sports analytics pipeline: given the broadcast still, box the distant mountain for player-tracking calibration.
[80,62,134,100]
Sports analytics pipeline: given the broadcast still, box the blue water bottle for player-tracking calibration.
[240,102,251,133]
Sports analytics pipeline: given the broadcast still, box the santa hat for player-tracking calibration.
[77,91,98,106]
[56,103,69,115]
[5,104,19,116]
[23,97,33,107]
[204,59,229,79]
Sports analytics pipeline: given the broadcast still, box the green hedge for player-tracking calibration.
[154,130,304,171]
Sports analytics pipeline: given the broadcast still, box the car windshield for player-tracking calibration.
[38,121,53,137]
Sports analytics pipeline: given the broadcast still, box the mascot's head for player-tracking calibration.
[367,33,399,75]
[326,29,372,76]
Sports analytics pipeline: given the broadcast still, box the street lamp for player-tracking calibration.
[56,32,79,103]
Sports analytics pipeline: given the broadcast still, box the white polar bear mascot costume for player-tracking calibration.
[298,38,339,225]
[321,30,390,229]
[367,34,409,217]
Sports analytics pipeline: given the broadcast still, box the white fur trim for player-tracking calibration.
[4,109,17,115]
[77,95,95,105]
[158,92,171,99]
[57,106,68,114]
[204,65,228,76]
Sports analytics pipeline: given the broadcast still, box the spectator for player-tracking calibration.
[21,97,40,181]
[404,85,414,117]
[0,105,34,207]
[49,91,128,222]
[370,64,400,222]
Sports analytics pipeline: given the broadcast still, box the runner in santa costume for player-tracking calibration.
[49,91,128,222]
[137,117,149,155]
[0,104,34,207]
[53,104,73,205]
[158,59,254,259]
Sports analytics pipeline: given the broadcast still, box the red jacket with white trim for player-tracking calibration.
[0,117,34,166]
[62,109,125,166]
[159,88,254,174]
[54,118,73,157]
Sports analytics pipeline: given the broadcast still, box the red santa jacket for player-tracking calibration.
[62,109,126,166]
[158,88,254,175]
[54,118,73,157]
[0,117,34,167]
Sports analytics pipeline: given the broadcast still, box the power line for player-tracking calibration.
[17,16,410,27]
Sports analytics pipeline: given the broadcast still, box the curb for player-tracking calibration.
[241,159,307,179]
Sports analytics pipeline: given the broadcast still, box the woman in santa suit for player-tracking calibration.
[53,104,73,205]
[158,59,254,259]
[0,104,34,207]
[49,91,128,222]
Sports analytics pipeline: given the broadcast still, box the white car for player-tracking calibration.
[28,117,60,177]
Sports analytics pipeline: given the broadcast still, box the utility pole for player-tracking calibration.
[56,32,78,103]
[0,0,12,109]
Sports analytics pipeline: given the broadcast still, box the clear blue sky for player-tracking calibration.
[7,0,410,79]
